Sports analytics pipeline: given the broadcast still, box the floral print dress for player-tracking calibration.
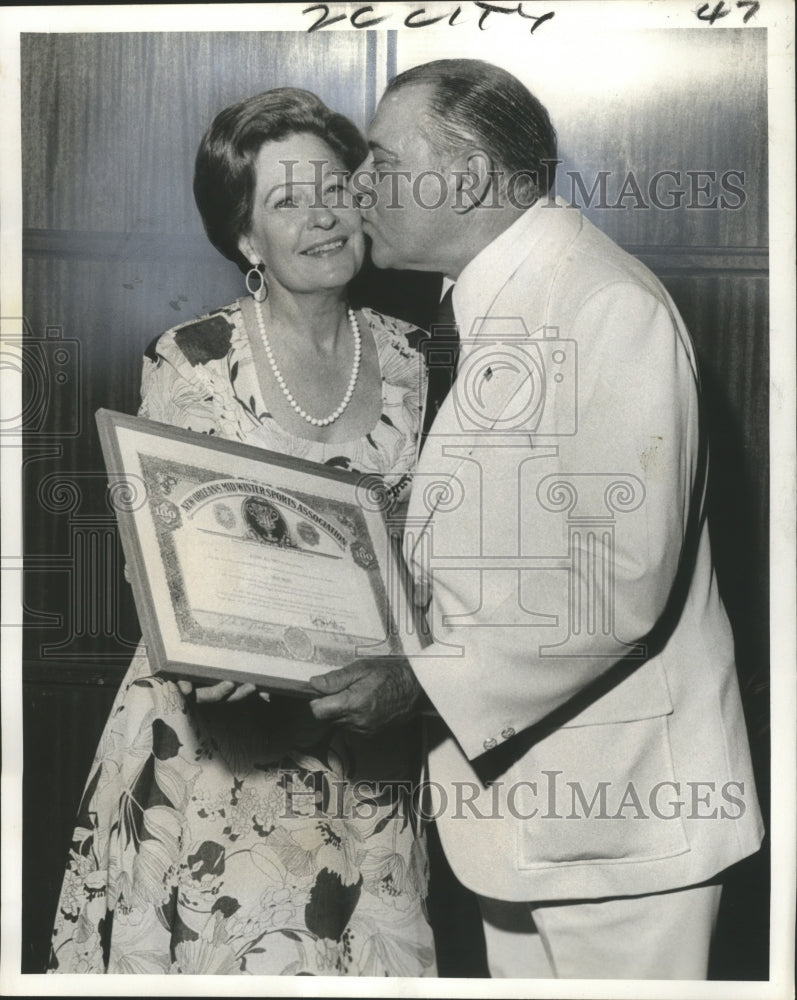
[48,301,435,976]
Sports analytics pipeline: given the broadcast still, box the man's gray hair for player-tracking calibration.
[385,59,558,206]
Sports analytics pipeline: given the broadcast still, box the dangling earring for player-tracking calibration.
[245,264,268,303]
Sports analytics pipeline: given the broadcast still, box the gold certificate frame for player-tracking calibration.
[97,409,425,695]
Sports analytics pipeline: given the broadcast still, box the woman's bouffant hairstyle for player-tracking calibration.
[194,88,367,272]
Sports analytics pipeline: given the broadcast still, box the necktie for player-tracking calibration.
[420,286,460,450]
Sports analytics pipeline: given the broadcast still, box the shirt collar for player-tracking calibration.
[451,195,568,343]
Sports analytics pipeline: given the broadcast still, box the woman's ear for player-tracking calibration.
[237,234,258,267]
[449,149,496,214]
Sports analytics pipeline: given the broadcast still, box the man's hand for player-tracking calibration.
[308,657,424,736]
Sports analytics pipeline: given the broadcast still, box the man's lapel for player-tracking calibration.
[406,315,539,558]
[407,202,584,548]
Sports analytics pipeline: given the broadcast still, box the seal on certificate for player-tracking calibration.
[213,501,236,530]
[296,520,320,547]
[282,626,314,661]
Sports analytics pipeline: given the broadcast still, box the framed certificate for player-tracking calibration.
[97,409,426,695]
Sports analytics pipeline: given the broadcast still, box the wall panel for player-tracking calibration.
[22,32,377,232]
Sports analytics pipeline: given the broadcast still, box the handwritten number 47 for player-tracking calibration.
[696,1,760,24]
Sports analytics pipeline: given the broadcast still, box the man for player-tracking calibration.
[310,59,764,979]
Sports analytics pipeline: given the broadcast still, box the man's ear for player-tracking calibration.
[449,149,496,215]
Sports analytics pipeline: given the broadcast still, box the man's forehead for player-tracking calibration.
[368,83,435,142]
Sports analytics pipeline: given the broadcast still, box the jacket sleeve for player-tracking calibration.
[410,280,703,760]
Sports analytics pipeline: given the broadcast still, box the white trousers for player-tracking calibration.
[479,881,723,979]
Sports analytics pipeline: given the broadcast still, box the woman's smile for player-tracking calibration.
[301,236,348,257]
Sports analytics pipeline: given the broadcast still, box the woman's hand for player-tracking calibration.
[176,679,270,704]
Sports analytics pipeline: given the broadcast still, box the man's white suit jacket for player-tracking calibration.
[404,199,764,902]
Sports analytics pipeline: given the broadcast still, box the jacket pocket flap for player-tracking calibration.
[560,657,673,728]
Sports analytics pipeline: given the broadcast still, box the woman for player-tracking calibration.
[48,89,434,976]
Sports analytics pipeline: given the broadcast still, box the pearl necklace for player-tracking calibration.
[254,298,361,427]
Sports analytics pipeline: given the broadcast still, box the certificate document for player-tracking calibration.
[97,409,424,694]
